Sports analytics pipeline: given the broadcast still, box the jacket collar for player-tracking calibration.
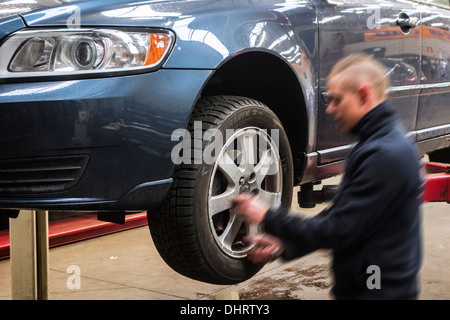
[349,100,398,140]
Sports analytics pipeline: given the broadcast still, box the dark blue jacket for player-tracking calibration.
[264,101,423,299]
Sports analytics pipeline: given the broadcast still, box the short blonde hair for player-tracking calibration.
[327,53,389,101]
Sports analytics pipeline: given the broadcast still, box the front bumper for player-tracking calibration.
[0,69,212,211]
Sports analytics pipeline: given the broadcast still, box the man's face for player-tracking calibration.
[326,76,365,133]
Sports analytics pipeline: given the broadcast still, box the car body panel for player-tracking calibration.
[313,0,423,161]
[0,68,212,210]
[0,16,26,42]
[0,69,211,154]
[417,3,450,137]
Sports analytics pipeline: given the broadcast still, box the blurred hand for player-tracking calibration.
[244,234,284,264]
[233,193,269,225]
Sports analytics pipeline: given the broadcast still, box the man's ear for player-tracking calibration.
[357,84,372,105]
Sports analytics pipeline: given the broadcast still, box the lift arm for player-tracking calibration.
[298,162,450,208]
[423,162,450,203]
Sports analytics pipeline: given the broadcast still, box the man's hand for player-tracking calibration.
[244,234,284,264]
[233,193,269,225]
[234,193,282,263]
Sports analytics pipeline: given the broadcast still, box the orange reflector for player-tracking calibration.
[144,33,171,66]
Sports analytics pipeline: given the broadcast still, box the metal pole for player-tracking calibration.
[9,210,49,300]
[36,210,49,300]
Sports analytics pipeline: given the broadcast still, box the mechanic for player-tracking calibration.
[234,53,424,300]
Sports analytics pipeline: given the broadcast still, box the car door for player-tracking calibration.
[313,0,421,164]
[416,0,450,149]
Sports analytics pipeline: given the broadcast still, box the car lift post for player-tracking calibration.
[9,210,49,300]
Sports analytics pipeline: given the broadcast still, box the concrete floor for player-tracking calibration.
[0,181,449,300]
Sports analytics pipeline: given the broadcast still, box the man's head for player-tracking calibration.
[326,53,389,133]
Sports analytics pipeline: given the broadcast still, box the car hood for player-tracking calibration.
[0,0,49,20]
[10,0,212,29]
[0,0,205,43]
[0,0,44,41]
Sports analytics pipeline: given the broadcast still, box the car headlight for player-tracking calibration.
[0,28,175,79]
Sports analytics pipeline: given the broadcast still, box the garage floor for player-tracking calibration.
[0,180,449,300]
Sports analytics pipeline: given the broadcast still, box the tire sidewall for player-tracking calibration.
[192,102,294,282]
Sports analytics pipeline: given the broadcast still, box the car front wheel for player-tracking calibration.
[147,96,293,284]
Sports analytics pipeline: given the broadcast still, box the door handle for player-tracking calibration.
[397,18,417,28]
[396,12,417,32]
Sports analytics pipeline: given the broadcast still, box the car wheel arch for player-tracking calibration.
[200,49,309,184]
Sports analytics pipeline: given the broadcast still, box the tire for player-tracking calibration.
[147,96,294,284]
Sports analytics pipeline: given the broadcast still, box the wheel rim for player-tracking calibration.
[208,127,283,259]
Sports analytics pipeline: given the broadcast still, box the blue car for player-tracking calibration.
[0,0,449,284]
